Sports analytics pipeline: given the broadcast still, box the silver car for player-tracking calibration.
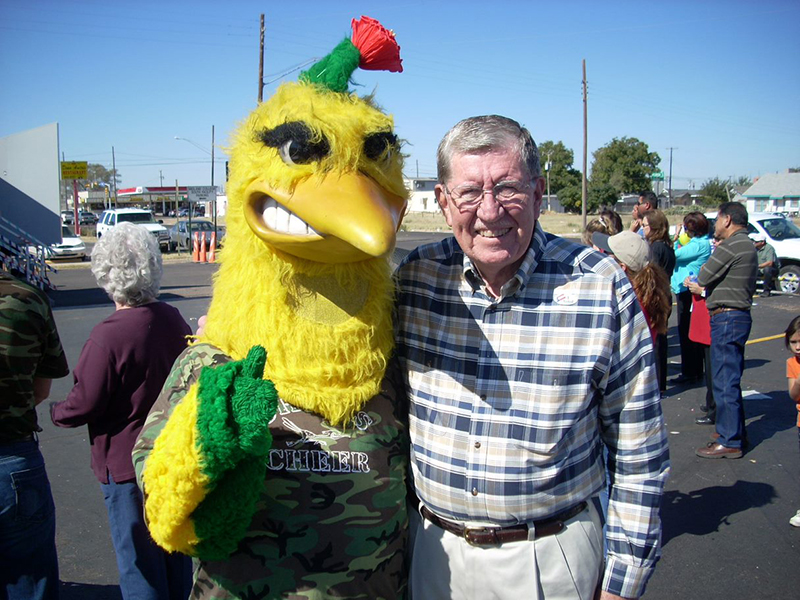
[168,220,224,252]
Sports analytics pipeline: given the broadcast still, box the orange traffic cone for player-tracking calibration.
[199,232,207,263]
[192,232,200,262]
[208,232,217,263]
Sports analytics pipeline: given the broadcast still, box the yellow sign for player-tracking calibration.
[61,161,88,180]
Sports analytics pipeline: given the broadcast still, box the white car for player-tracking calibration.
[705,211,800,294]
[29,225,87,261]
[97,208,170,251]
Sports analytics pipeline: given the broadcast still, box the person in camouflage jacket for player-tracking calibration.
[132,344,408,600]
[132,17,409,599]
[0,270,69,600]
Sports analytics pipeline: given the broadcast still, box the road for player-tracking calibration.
[36,231,800,599]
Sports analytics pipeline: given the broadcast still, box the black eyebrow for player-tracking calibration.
[363,131,399,160]
[257,121,316,147]
[256,121,330,162]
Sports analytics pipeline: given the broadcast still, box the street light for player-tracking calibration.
[175,128,217,240]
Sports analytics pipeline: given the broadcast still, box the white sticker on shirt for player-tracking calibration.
[553,286,579,305]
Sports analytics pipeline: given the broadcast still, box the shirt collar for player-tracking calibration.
[461,222,546,300]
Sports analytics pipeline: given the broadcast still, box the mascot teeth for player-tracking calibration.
[262,197,319,236]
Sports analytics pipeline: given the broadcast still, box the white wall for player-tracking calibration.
[0,123,62,244]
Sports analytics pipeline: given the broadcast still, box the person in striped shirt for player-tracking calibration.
[396,115,670,600]
[694,202,757,459]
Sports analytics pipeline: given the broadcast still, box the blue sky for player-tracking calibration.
[1,0,798,192]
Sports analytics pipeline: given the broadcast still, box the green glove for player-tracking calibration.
[190,345,279,560]
[196,345,278,476]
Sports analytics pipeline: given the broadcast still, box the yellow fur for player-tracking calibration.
[142,385,208,553]
[201,248,395,426]
[198,82,404,425]
[227,83,406,199]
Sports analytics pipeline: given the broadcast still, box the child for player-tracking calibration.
[785,315,800,527]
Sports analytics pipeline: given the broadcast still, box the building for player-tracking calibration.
[404,177,439,213]
[404,177,566,213]
[742,171,800,215]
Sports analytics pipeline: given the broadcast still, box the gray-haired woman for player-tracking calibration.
[51,222,192,599]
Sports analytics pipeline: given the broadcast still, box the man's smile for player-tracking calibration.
[476,227,513,238]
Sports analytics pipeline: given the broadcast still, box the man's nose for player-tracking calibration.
[476,191,504,219]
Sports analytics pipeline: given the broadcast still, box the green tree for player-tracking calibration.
[557,182,583,213]
[587,183,619,212]
[733,175,752,187]
[86,163,121,190]
[590,137,660,196]
[537,140,583,212]
[699,177,730,206]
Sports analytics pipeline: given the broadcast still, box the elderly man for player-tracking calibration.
[751,233,779,297]
[396,115,670,600]
[695,202,757,459]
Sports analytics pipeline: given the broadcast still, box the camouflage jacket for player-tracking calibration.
[133,343,409,600]
[0,272,69,442]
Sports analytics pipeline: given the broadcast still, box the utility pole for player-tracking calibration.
[159,171,165,214]
[258,14,265,102]
[174,180,180,228]
[212,125,217,239]
[667,147,676,206]
[545,152,552,213]
[581,59,588,229]
[111,146,118,208]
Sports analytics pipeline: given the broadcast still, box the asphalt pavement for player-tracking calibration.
[35,232,800,599]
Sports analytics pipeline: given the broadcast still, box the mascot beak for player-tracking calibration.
[244,172,407,263]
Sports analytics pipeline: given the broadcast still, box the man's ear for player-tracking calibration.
[532,178,545,220]
[435,184,453,227]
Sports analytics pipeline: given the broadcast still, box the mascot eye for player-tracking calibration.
[257,121,330,166]
[279,139,313,166]
[364,132,398,162]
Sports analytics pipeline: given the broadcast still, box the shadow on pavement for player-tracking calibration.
[49,287,111,308]
[744,389,797,449]
[48,288,210,309]
[60,581,121,600]
[661,480,776,547]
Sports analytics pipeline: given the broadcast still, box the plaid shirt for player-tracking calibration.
[396,224,670,598]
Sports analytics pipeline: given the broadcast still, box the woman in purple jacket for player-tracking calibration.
[51,222,192,600]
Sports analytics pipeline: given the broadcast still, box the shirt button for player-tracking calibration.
[474,441,481,449]
[479,394,487,401]
[472,488,478,496]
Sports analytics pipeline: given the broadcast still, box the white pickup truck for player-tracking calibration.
[96,208,170,251]
[708,212,800,294]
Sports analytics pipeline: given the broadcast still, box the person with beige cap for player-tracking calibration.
[593,231,672,341]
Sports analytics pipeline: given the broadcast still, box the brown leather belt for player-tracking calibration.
[416,500,587,547]
[709,307,749,318]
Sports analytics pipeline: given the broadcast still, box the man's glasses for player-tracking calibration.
[444,180,532,210]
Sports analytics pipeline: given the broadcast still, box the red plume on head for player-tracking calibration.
[351,16,403,73]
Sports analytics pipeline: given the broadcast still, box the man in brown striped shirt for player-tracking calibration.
[695,202,757,459]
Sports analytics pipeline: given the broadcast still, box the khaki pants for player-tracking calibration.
[408,501,603,600]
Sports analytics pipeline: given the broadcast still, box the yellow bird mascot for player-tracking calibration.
[132,17,409,599]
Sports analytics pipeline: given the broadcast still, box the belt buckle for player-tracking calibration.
[464,527,495,547]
